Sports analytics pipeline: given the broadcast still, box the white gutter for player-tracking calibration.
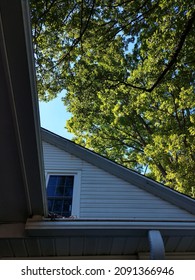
[25,219,195,232]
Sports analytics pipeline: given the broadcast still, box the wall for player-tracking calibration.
[43,141,195,219]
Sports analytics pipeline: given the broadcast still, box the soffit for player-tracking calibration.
[0,0,46,222]
[1,220,195,258]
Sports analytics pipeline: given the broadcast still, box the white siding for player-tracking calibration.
[42,141,194,219]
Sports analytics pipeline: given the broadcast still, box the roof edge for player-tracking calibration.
[21,0,47,214]
[26,219,195,236]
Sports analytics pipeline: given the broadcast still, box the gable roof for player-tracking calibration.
[42,128,195,215]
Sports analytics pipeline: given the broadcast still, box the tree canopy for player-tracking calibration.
[30,0,195,196]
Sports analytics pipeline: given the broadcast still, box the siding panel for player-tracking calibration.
[43,141,194,219]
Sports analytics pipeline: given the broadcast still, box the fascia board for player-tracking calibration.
[20,0,48,216]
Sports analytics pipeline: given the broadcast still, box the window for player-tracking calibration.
[46,174,79,217]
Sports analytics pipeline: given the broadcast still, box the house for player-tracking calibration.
[1,0,195,260]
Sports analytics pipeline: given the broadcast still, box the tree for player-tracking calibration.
[30,0,195,196]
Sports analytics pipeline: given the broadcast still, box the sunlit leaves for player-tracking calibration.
[31,0,195,196]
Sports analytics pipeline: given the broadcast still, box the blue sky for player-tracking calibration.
[38,91,73,139]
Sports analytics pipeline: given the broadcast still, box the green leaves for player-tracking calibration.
[31,0,195,196]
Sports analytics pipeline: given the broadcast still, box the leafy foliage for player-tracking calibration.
[31,0,195,196]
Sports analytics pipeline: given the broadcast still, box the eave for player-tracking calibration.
[1,219,195,259]
[0,0,47,222]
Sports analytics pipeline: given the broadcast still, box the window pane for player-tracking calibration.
[53,199,63,214]
[62,199,72,216]
[48,175,58,186]
[47,175,58,196]
[55,186,64,196]
[57,176,66,187]
[47,186,55,196]
[64,187,73,196]
[65,176,74,187]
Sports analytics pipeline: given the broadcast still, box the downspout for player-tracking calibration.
[148,230,165,260]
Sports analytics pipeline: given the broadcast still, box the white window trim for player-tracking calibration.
[45,170,81,218]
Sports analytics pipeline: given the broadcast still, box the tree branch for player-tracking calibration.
[155,162,167,178]
[115,11,195,93]
[49,0,96,70]
[33,0,59,24]
[100,135,144,153]
[148,11,195,92]
[105,78,147,91]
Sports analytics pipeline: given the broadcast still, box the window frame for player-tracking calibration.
[45,170,81,218]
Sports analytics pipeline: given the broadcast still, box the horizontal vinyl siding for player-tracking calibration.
[42,141,194,219]
[43,143,83,170]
